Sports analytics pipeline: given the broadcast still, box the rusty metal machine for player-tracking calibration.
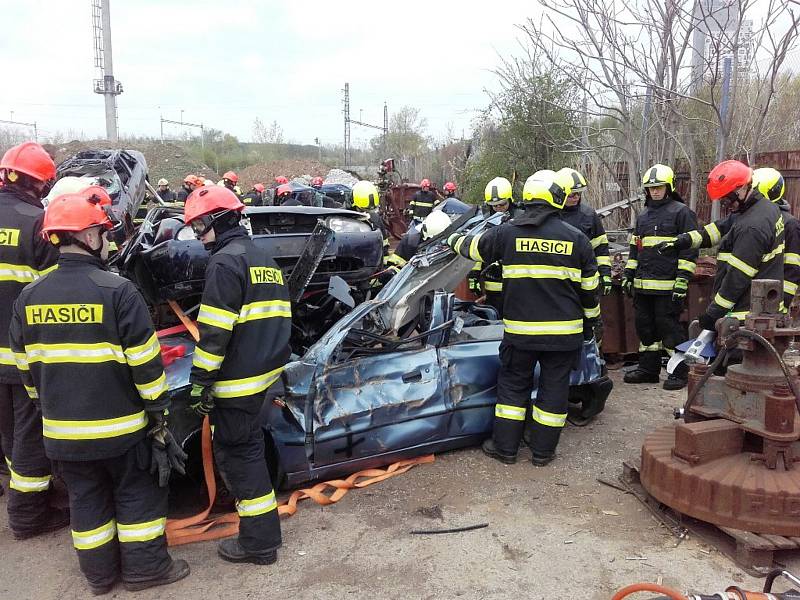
[640,279,800,535]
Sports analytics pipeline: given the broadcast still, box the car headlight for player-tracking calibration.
[176,225,197,241]
[325,217,371,233]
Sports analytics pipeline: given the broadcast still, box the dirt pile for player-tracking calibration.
[237,159,329,189]
[44,140,216,186]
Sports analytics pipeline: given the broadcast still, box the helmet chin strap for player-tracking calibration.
[61,232,104,259]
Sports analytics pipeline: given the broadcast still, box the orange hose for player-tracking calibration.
[611,583,688,600]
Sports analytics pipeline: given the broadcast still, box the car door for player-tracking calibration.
[310,343,446,468]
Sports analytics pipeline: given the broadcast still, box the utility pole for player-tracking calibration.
[711,55,733,221]
[343,83,351,166]
[92,0,123,141]
[383,102,388,156]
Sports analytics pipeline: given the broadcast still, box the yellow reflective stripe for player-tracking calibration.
[786,253,800,267]
[581,273,599,291]
[0,347,14,366]
[135,372,167,401]
[677,259,696,273]
[197,304,238,331]
[503,264,581,282]
[72,520,117,550]
[639,342,662,352]
[13,351,28,370]
[484,281,503,292]
[124,333,161,367]
[9,467,51,492]
[688,230,703,248]
[43,411,148,440]
[23,384,38,399]
[192,346,224,372]
[633,278,675,291]
[625,259,638,270]
[583,304,601,319]
[722,253,758,277]
[453,235,466,255]
[664,347,675,356]
[468,234,483,262]
[213,366,284,399]
[640,236,676,247]
[25,342,125,364]
[785,281,798,295]
[729,310,748,320]
[762,242,784,263]
[117,517,166,543]
[0,262,40,283]
[596,255,611,266]
[503,318,583,336]
[238,300,292,324]
[39,264,58,276]
[495,403,526,421]
[714,293,736,309]
[705,223,721,245]
[532,406,567,428]
[411,200,434,208]
[236,490,278,517]
[590,234,609,249]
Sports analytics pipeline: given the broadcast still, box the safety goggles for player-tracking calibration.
[190,209,234,238]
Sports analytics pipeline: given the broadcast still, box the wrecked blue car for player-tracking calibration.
[162,210,613,489]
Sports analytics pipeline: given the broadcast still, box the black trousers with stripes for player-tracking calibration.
[55,439,173,588]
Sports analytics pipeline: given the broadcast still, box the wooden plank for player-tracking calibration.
[719,527,775,550]
[760,534,797,550]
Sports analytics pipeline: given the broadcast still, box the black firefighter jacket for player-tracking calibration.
[624,193,699,295]
[0,187,59,384]
[449,203,600,351]
[560,201,612,282]
[190,227,292,406]
[9,254,169,461]
[409,190,438,219]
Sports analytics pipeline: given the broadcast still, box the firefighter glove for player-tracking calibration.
[583,319,596,341]
[622,275,634,298]
[148,415,187,488]
[468,277,482,294]
[190,384,215,417]
[672,277,689,302]
[602,275,613,296]
[656,234,691,255]
[698,312,717,332]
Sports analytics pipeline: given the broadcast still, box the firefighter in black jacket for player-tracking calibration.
[242,183,265,206]
[559,168,613,295]
[0,142,69,538]
[622,164,698,390]
[184,186,291,566]
[657,161,784,330]
[447,170,599,466]
[176,175,201,203]
[155,178,177,202]
[659,167,799,313]
[407,178,438,222]
[9,187,189,595]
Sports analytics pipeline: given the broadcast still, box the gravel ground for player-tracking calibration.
[1,370,798,600]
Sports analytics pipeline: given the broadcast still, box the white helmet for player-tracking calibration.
[43,176,100,207]
[421,210,452,240]
[157,178,169,186]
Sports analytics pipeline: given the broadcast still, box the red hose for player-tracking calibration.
[612,583,688,600]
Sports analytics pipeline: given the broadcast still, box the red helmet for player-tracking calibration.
[41,187,114,240]
[707,160,752,201]
[184,186,245,224]
[222,171,238,184]
[311,176,324,187]
[420,178,431,189]
[443,181,457,193]
[183,174,200,187]
[277,184,293,197]
[1,141,56,182]
[253,183,265,193]
[275,175,289,185]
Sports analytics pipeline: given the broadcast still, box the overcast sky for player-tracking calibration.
[1,0,533,147]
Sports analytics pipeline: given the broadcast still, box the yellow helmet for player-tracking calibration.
[561,168,587,193]
[642,164,674,190]
[523,169,573,209]
[352,180,380,210]
[752,167,785,203]
[484,177,513,205]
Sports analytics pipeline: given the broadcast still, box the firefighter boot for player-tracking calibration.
[218,538,278,565]
[481,439,517,465]
[663,362,689,391]
[623,350,661,384]
[122,559,190,592]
